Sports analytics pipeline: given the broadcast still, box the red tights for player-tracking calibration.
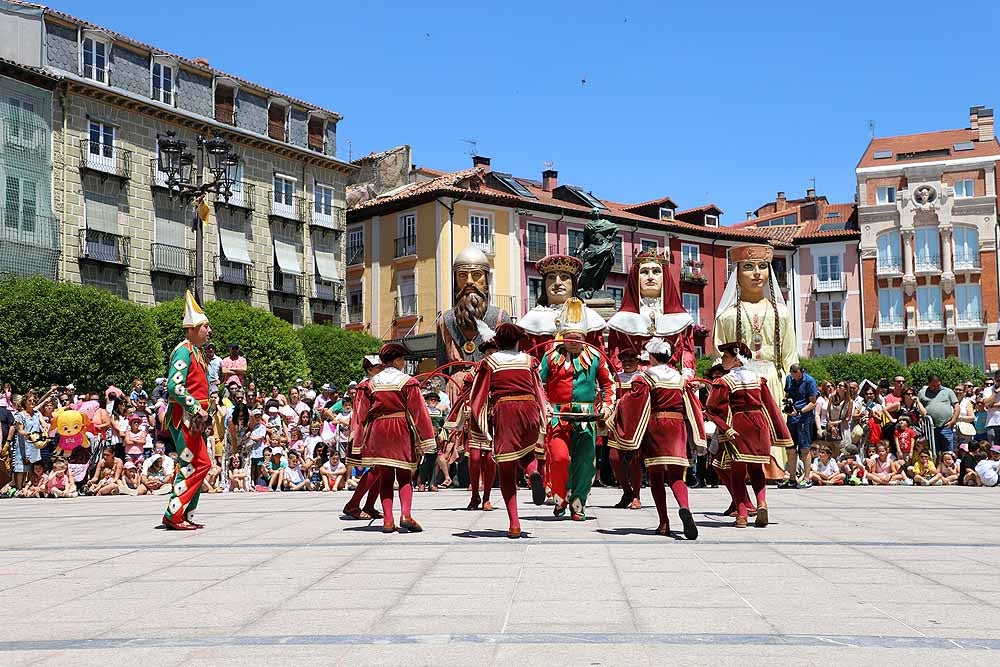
[344,467,381,515]
[378,466,413,525]
[498,461,520,532]
[647,464,689,525]
[467,449,495,504]
[609,448,642,502]
[729,462,766,518]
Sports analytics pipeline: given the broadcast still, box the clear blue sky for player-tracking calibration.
[54,0,1000,221]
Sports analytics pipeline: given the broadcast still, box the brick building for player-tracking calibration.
[0,1,355,325]
[856,106,1000,369]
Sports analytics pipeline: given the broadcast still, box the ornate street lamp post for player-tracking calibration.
[157,130,239,303]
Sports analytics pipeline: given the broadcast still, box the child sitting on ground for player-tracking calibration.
[45,457,77,498]
[968,444,1000,487]
[866,441,904,485]
[911,450,942,486]
[809,445,846,485]
[938,451,960,485]
[323,451,348,491]
[839,449,867,485]
[282,450,312,491]
[17,462,48,498]
[228,453,248,492]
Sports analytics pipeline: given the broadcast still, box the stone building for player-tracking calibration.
[0,1,355,325]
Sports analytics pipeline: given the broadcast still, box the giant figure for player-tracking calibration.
[519,254,606,358]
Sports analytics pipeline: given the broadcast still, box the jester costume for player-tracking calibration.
[162,292,213,529]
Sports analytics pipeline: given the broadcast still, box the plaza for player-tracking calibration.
[2,486,999,666]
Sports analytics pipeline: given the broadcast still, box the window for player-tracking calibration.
[756,213,797,227]
[612,235,624,272]
[954,179,975,199]
[86,121,115,171]
[272,174,295,217]
[82,36,109,84]
[920,343,945,361]
[817,255,841,284]
[916,286,942,327]
[268,102,287,141]
[396,213,416,257]
[397,273,416,316]
[568,229,585,255]
[877,232,902,272]
[914,228,940,270]
[704,214,719,227]
[6,96,39,150]
[953,226,979,268]
[153,192,187,273]
[347,228,364,265]
[959,342,985,369]
[4,175,37,233]
[879,288,903,327]
[955,284,982,324]
[876,185,896,205]
[214,84,236,124]
[152,60,173,105]
[659,207,674,220]
[313,182,335,226]
[470,213,493,253]
[882,344,906,365]
[527,223,547,260]
[528,277,544,308]
[640,239,658,254]
[682,293,700,326]
[771,257,788,290]
[608,286,624,310]
[694,345,704,357]
[348,288,363,322]
[307,115,325,152]
[819,301,843,328]
[681,243,700,266]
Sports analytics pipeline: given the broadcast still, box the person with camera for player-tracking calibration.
[779,364,817,489]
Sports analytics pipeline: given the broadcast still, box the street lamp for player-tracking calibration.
[156,130,241,303]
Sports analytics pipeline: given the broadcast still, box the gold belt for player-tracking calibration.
[374,411,405,421]
[493,394,534,405]
[651,411,683,419]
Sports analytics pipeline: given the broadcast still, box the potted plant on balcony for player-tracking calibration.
[692,324,710,337]
[681,260,708,285]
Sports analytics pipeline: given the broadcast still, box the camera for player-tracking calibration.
[782,397,796,415]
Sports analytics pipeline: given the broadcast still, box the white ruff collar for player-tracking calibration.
[374,367,408,384]
[491,350,526,364]
[647,364,680,382]
[517,305,606,335]
[729,367,758,383]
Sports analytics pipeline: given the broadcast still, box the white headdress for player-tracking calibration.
[363,354,382,367]
[182,290,209,328]
[716,245,788,316]
[644,337,673,358]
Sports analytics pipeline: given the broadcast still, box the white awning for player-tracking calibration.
[218,228,251,264]
[314,249,340,281]
[274,239,302,274]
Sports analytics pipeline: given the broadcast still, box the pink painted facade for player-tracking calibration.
[793,240,864,357]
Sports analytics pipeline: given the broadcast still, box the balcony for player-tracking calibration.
[953,253,982,273]
[149,157,170,189]
[312,278,344,302]
[78,228,130,266]
[955,311,988,330]
[268,192,307,223]
[268,270,305,297]
[816,322,849,339]
[309,204,346,232]
[681,260,708,286]
[150,243,194,276]
[526,240,556,262]
[876,314,905,333]
[347,243,364,266]
[213,256,253,288]
[214,181,256,216]
[914,253,941,273]
[813,274,846,293]
[916,313,945,331]
[394,236,417,259]
[490,294,519,316]
[395,294,418,317]
[876,259,903,276]
[348,304,364,324]
[80,139,131,181]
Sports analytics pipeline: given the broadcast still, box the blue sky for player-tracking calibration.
[53,0,1000,221]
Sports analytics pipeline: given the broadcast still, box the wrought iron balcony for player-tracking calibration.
[309,204,346,231]
[490,294,519,316]
[916,313,944,330]
[268,269,305,297]
[395,294,418,317]
[876,314,905,333]
[348,304,364,324]
[268,191,307,223]
[813,274,846,292]
[80,139,131,180]
[955,311,988,329]
[526,240,556,262]
[816,322,849,339]
[347,243,364,266]
[150,243,195,276]
[213,255,253,288]
[313,278,344,302]
[876,258,903,276]
[914,253,941,273]
[214,180,256,214]
[149,157,170,189]
[78,228,130,266]
[394,236,417,259]
[953,253,982,272]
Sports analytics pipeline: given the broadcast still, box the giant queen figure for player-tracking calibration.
[713,243,799,477]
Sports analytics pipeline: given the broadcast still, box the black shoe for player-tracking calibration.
[529,472,545,506]
[776,479,798,489]
[679,508,698,540]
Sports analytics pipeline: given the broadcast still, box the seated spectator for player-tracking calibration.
[839,449,866,485]
[123,414,147,464]
[303,421,324,460]
[895,415,917,463]
[288,426,305,457]
[306,443,327,490]
[866,442,904,485]
[45,457,77,498]
[808,445,845,485]
[87,448,122,496]
[958,442,978,486]
[969,444,1000,487]
[17,461,48,498]
[911,450,942,486]
[282,450,311,491]
[267,446,286,491]
[201,457,222,494]
[228,453,248,492]
[118,460,141,495]
[323,451,348,491]
[938,451,960,485]
[140,455,171,495]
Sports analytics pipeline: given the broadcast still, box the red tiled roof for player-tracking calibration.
[793,203,859,241]
[616,195,679,212]
[857,128,1000,169]
[675,203,724,216]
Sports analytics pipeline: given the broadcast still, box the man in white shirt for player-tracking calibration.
[983,371,1000,445]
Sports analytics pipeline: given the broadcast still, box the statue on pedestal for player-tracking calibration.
[574,210,619,300]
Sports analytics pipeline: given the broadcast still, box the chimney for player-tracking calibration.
[806,187,816,200]
[977,107,994,143]
[970,105,984,131]
[542,169,558,192]
[471,155,491,173]
[745,210,753,220]
[776,191,787,211]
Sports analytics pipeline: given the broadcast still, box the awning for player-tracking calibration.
[314,249,340,281]
[218,228,251,264]
[274,239,302,274]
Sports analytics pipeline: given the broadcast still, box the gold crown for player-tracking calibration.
[535,254,583,277]
[728,243,774,263]
[633,248,669,264]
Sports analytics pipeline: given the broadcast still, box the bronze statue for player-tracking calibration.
[573,209,618,299]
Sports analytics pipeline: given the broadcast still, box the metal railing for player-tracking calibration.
[268,270,305,296]
[149,157,170,189]
[80,139,131,180]
[876,313,905,332]
[490,294,518,316]
[816,321,849,339]
[214,255,253,288]
[78,228,130,265]
[309,204,346,231]
[151,243,194,275]
[313,278,344,302]
[916,312,944,330]
[394,236,416,258]
[914,253,941,272]
[347,243,364,265]
[348,304,364,324]
[395,294,418,317]
[214,180,256,213]
[813,273,846,292]
[876,258,903,275]
[268,191,307,223]
[955,310,988,328]
[953,253,982,270]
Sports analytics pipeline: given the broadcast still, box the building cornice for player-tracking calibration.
[857,155,1000,175]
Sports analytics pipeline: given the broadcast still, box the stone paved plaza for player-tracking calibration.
[1,486,999,666]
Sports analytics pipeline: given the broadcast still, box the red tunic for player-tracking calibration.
[346,377,371,466]
[442,372,483,452]
[354,368,436,471]
[608,329,696,377]
[610,365,706,467]
[467,351,548,463]
[608,370,641,451]
[705,367,792,465]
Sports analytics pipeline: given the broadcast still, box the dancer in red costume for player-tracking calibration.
[353,343,437,533]
[706,341,793,528]
[610,337,705,539]
[342,354,385,521]
[608,348,644,510]
[467,323,548,538]
[606,249,696,377]
[464,323,500,511]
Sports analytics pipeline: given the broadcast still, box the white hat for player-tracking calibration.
[270,447,284,456]
[644,337,673,358]
[182,290,209,328]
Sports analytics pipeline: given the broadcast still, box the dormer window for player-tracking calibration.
[214,78,237,125]
[704,214,719,227]
[659,207,674,220]
[81,32,111,84]
[307,112,326,152]
[151,57,175,105]
[268,98,288,142]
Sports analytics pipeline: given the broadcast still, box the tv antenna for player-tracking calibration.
[809,176,816,191]
[461,139,479,156]
[867,120,876,138]
[543,160,555,169]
